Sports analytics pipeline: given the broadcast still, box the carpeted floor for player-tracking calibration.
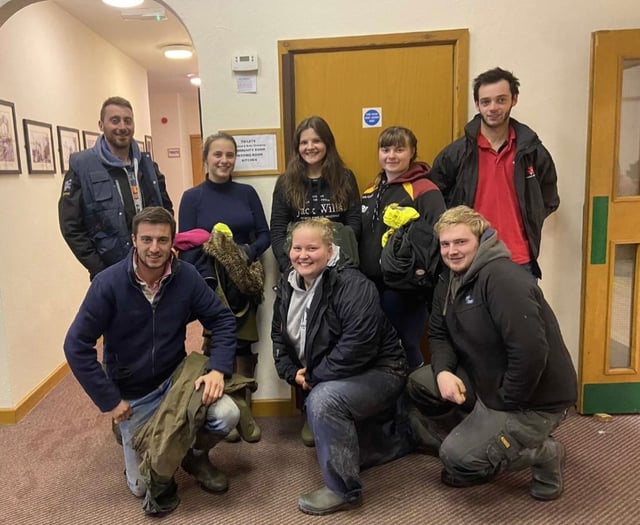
[1,370,638,525]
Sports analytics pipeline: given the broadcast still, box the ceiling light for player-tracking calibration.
[121,8,167,21]
[162,45,194,60]
[187,73,201,87]
[102,0,144,8]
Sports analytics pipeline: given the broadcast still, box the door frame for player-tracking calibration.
[190,134,204,187]
[278,29,469,164]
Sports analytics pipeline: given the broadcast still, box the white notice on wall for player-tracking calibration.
[236,73,257,93]
[234,134,277,171]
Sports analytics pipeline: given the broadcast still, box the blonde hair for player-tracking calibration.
[434,205,492,238]
[289,217,335,246]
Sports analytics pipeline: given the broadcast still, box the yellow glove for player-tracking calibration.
[383,203,419,229]
[213,222,233,240]
[381,228,393,247]
[381,204,419,247]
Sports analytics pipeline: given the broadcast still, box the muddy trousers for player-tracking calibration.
[305,369,412,502]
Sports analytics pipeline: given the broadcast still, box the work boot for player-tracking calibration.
[298,486,362,516]
[529,439,566,501]
[181,431,229,494]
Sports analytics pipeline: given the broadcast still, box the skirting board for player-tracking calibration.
[0,363,297,425]
[0,361,70,425]
[252,398,298,417]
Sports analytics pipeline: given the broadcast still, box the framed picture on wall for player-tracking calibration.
[23,119,56,174]
[83,130,100,150]
[57,126,80,173]
[144,135,153,159]
[0,99,22,175]
[136,139,145,153]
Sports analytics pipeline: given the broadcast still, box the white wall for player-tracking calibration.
[2,0,640,408]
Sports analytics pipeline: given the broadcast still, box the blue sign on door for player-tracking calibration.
[362,107,382,128]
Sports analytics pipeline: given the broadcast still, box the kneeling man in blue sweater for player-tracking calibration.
[64,206,239,516]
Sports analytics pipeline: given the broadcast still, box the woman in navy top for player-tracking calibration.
[178,132,270,443]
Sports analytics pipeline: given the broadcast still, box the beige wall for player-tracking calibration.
[2,0,640,410]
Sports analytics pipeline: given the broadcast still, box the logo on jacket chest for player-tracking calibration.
[298,202,342,216]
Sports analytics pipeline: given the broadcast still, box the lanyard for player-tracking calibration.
[126,156,143,213]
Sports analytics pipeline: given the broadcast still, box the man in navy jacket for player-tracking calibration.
[64,207,238,514]
[58,96,173,280]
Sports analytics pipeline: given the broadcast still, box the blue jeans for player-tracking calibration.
[380,287,428,370]
[305,368,411,501]
[119,375,239,497]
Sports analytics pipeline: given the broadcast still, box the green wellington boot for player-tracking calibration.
[232,353,262,442]
[181,431,229,493]
[300,418,315,447]
[232,392,262,443]
[224,427,241,443]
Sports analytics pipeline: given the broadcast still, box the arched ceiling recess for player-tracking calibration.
[0,0,198,95]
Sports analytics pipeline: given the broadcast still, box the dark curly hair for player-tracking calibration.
[472,67,520,102]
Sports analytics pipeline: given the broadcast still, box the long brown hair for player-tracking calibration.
[278,116,354,210]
